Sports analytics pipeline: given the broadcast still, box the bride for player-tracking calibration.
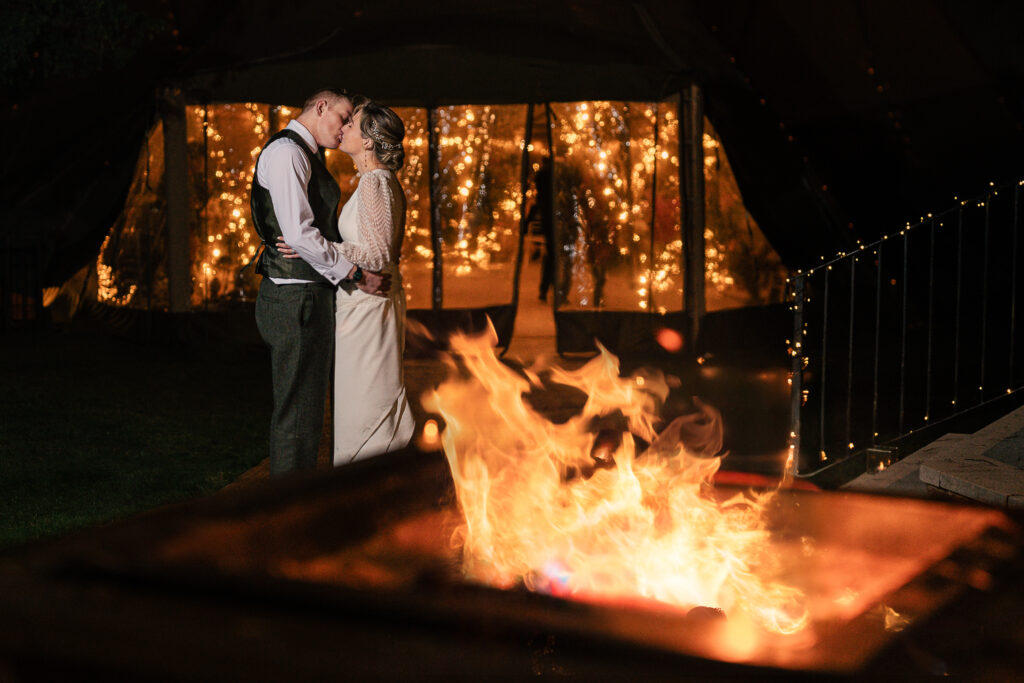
[280,102,415,464]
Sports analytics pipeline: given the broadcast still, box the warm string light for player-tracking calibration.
[396,115,430,305]
[703,133,733,293]
[96,126,165,305]
[795,179,1022,279]
[651,107,684,311]
[188,102,264,306]
[191,103,434,306]
[787,176,1024,470]
[96,233,137,304]
[100,99,790,313]
[553,101,691,312]
[703,121,788,308]
[433,105,523,279]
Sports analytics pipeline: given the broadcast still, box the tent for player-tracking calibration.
[3,0,1023,348]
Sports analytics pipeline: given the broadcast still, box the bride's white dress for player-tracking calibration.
[333,168,415,465]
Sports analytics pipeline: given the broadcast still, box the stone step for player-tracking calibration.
[912,404,1024,507]
[919,454,1024,508]
[980,428,1024,469]
[959,403,1024,451]
[842,433,965,497]
[842,403,1024,503]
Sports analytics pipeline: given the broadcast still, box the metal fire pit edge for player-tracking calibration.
[0,447,1021,680]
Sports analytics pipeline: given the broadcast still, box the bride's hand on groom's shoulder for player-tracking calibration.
[358,270,391,295]
[275,238,301,258]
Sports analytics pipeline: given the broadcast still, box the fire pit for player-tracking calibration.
[1,446,1021,680]
[2,336,1022,678]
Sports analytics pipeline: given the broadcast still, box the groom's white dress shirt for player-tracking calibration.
[255,119,353,285]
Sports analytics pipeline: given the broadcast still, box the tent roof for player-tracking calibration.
[4,0,1023,282]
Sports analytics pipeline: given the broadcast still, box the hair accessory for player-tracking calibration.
[369,119,402,151]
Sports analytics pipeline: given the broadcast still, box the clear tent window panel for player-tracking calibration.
[650,104,683,314]
[97,98,784,320]
[703,118,788,311]
[549,101,678,312]
[96,121,169,309]
[393,108,431,309]
[434,105,527,309]
[101,103,494,312]
[186,103,267,308]
[177,103,432,310]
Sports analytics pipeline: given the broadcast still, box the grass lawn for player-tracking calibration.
[0,328,272,550]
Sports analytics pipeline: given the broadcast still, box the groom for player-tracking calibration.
[251,88,386,477]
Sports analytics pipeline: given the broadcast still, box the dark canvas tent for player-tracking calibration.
[3,0,1023,345]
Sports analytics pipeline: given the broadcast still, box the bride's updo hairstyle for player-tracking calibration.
[359,102,405,171]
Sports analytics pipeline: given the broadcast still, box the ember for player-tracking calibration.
[424,325,809,636]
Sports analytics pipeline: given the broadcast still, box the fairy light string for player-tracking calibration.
[98,99,788,313]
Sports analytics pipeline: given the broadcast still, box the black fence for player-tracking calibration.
[0,236,46,332]
[790,180,1024,477]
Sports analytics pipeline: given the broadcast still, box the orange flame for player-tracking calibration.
[424,325,808,635]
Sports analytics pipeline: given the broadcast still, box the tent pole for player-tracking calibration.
[428,107,442,311]
[680,83,705,355]
[160,88,191,314]
[544,103,557,310]
[505,102,535,356]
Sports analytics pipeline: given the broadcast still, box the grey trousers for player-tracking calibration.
[255,279,335,476]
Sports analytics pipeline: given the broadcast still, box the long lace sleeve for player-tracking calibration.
[340,171,395,272]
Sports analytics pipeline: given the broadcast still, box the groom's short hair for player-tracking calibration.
[302,88,367,112]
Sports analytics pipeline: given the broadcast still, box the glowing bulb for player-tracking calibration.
[423,420,439,440]
[655,328,684,352]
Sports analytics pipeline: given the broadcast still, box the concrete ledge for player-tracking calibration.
[955,402,1024,448]
[920,454,1024,508]
[844,403,1024,504]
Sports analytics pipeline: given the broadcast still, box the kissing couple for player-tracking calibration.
[251,88,415,477]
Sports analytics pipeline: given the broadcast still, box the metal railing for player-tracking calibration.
[789,179,1024,477]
